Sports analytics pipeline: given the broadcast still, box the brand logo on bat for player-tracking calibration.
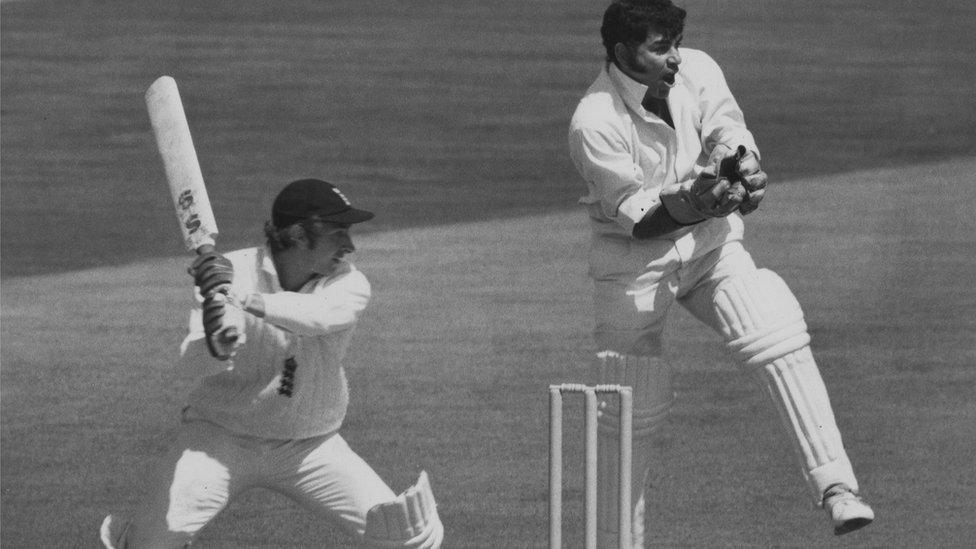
[178,189,195,210]
[184,214,201,234]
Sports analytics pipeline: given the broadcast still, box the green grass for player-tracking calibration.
[3,158,976,546]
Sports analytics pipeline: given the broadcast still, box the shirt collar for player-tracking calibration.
[607,62,651,118]
[259,244,352,293]
[259,245,284,293]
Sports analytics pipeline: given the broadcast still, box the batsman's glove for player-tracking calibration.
[660,161,745,224]
[189,251,234,297]
[202,292,246,360]
[718,145,768,215]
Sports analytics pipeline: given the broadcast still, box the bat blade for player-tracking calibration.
[145,75,218,253]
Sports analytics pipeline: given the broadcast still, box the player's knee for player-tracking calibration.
[712,269,812,369]
[361,471,443,549]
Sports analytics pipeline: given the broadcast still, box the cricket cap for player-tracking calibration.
[271,178,374,227]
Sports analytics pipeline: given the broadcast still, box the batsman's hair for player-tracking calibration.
[601,0,686,64]
[264,216,350,252]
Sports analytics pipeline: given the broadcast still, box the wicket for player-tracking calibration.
[549,383,633,549]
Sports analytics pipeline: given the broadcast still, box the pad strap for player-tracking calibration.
[714,269,810,368]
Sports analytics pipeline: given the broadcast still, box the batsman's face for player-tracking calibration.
[615,30,682,99]
[309,223,355,276]
[274,223,355,290]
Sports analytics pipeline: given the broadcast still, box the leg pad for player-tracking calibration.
[592,352,672,548]
[712,270,860,500]
[363,471,444,549]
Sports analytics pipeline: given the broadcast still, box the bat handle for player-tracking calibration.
[195,243,216,256]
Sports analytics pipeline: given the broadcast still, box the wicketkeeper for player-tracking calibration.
[567,1,874,545]
[100,179,444,548]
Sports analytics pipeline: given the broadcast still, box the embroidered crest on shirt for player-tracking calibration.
[278,357,298,397]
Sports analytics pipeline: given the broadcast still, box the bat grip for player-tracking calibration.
[195,243,216,256]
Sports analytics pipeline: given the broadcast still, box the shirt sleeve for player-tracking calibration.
[690,51,759,158]
[260,268,371,336]
[569,124,662,233]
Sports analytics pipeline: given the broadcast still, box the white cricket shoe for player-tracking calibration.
[99,514,129,549]
[822,484,874,535]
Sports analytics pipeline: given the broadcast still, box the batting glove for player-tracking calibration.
[189,251,234,297]
[202,292,246,360]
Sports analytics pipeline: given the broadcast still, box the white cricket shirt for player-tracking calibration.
[178,246,369,439]
[568,48,758,265]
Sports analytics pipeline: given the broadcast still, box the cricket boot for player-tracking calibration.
[823,483,874,535]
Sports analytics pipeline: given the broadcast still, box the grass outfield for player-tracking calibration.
[4,0,976,546]
[3,158,975,547]
[3,0,975,276]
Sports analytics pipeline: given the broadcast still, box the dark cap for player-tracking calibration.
[271,178,374,228]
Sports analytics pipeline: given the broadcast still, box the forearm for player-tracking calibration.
[632,202,702,239]
[241,291,360,336]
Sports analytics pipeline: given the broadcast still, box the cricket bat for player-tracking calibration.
[145,75,239,350]
[145,75,219,255]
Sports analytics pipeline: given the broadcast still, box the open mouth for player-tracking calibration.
[662,72,676,87]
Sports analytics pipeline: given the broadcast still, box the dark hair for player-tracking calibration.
[601,0,686,64]
[264,216,350,253]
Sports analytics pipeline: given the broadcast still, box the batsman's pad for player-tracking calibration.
[363,471,444,549]
[593,352,673,548]
[712,269,858,499]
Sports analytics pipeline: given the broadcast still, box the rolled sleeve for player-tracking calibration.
[569,125,663,233]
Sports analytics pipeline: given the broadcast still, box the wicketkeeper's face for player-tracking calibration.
[616,30,682,99]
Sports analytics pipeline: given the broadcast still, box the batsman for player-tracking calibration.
[567,1,874,545]
[100,179,444,548]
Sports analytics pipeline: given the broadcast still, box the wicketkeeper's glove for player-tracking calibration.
[660,161,744,224]
[719,145,768,215]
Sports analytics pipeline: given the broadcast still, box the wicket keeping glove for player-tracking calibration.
[189,251,234,297]
[717,145,768,215]
[660,162,744,224]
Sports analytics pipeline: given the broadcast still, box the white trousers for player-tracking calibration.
[591,238,756,355]
[125,416,395,547]
[590,238,860,503]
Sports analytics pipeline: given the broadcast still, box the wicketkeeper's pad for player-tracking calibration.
[712,269,858,499]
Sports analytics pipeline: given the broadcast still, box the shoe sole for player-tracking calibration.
[835,517,873,535]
